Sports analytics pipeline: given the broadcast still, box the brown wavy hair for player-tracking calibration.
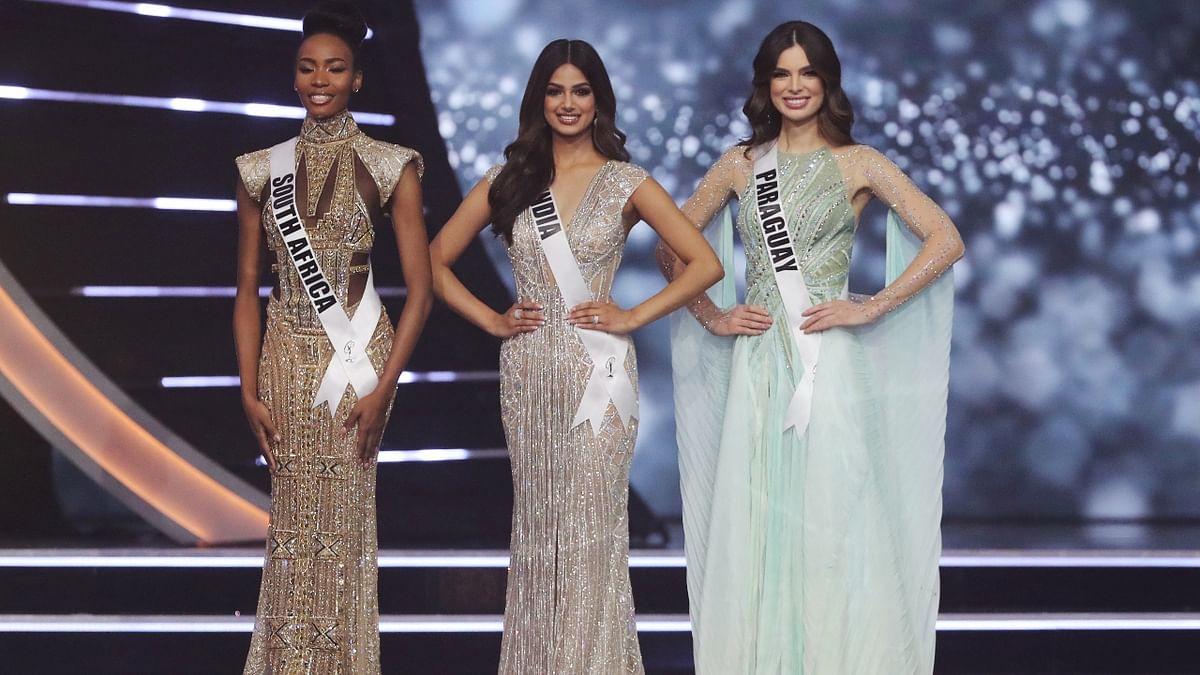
[739,21,856,154]
[488,39,629,245]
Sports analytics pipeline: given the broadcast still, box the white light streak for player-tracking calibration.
[160,376,241,388]
[0,86,393,125]
[396,371,500,384]
[0,614,687,633]
[6,193,235,211]
[935,614,1200,631]
[4,613,1200,633]
[377,448,510,463]
[940,552,1200,568]
[27,0,373,37]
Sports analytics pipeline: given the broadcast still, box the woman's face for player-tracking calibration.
[770,44,825,127]
[295,33,362,119]
[543,64,596,139]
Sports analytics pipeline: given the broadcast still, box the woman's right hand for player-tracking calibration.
[489,301,545,338]
[242,396,280,472]
[705,304,774,336]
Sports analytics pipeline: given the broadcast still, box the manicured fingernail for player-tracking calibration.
[274,435,281,441]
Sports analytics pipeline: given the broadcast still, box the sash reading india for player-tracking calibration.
[529,189,638,433]
[753,143,822,435]
[269,137,383,413]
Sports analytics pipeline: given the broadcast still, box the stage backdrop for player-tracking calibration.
[413,0,1200,521]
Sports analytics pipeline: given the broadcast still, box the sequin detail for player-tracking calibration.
[489,160,648,674]
[662,144,962,328]
[238,112,421,675]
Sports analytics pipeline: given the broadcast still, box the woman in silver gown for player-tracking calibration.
[429,39,721,674]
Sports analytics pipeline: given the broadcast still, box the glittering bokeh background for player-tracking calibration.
[413,0,1200,521]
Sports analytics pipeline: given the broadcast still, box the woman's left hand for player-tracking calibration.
[344,387,394,466]
[799,299,880,334]
[568,300,640,335]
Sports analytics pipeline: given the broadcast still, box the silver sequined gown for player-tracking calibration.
[486,160,649,674]
[235,111,422,675]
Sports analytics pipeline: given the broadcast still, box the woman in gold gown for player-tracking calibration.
[232,4,432,673]
[429,39,722,674]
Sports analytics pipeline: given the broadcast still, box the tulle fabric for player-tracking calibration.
[672,210,952,674]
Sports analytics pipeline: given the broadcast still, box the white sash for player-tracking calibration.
[268,137,383,414]
[528,189,638,433]
[752,142,821,435]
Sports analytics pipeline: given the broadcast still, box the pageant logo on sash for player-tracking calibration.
[269,137,383,413]
[752,142,822,435]
[529,189,638,433]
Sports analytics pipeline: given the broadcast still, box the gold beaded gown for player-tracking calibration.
[486,160,649,674]
[235,111,422,675]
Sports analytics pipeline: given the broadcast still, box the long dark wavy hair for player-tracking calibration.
[739,21,856,154]
[488,39,630,245]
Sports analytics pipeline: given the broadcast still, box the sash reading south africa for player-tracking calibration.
[752,142,822,435]
[269,137,382,413]
[529,189,638,433]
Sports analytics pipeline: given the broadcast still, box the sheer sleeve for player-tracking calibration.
[680,147,746,230]
[843,146,965,318]
[657,147,748,329]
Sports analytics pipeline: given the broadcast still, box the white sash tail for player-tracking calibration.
[268,137,383,414]
[752,143,821,435]
[529,189,638,433]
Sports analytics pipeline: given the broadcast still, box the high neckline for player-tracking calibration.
[300,110,360,144]
[777,144,829,158]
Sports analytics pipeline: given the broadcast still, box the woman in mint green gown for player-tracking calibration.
[658,21,964,674]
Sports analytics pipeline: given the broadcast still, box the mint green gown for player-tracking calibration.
[670,145,957,674]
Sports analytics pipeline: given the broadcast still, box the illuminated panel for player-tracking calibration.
[0,87,393,125]
[25,0,374,37]
[0,262,268,544]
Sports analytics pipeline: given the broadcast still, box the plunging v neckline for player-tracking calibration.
[550,160,612,232]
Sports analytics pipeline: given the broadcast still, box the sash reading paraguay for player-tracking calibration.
[269,137,383,413]
[529,189,638,433]
[753,142,822,435]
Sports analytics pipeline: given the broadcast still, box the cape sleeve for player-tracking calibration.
[234,148,271,204]
[669,203,737,603]
[356,139,424,208]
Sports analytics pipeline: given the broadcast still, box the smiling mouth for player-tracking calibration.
[556,113,581,125]
[308,93,335,105]
[782,96,811,109]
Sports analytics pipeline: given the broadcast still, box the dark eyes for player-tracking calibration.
[296,66,348,74]
[773,69,818,78]
[546,87,592,96]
